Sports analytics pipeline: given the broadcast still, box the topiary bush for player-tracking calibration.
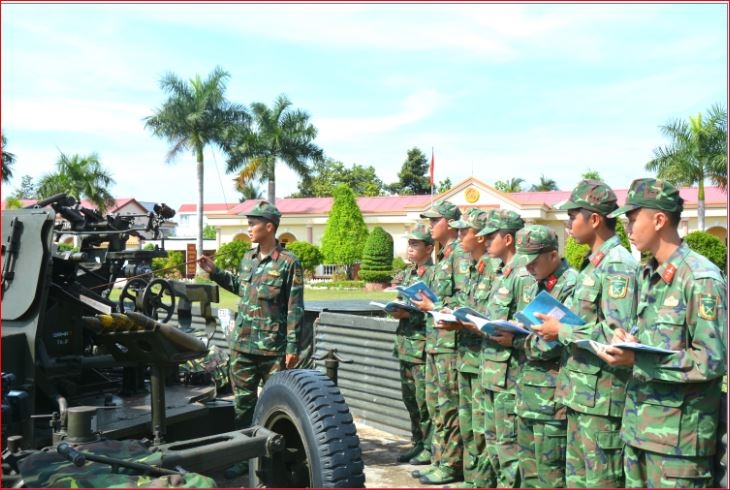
[286,241,324,278]
[685,231,727,273]
[358,226,394,283]
[214,239,252,272]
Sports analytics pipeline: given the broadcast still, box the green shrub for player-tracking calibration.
[359,226,393,283]
[214,240,251,272]
[152,251,185,279]
[286,241,324,276]
[685,231,727,273]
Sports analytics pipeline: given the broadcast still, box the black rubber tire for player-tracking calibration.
[248,369,365,488]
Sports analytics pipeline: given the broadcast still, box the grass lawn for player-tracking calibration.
[217,286,398,310]
[110,283,399,311]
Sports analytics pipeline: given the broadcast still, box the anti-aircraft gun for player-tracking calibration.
[1,194,365,488]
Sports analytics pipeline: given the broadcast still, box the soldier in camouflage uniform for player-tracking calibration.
[477,209,535,488]
[510,225,578,488]
[410,200,469,483]
[198,201,304,478]
[595,178,727,488]
[390,224,435,465]
[437,207,499,488]
[532,180,638,487]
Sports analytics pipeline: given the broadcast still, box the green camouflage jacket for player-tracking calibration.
[556,235,638,417]
[621,242,727,456]
[482,255,537,393]
[514,259,578,420]
[452,254,499,373]
[426,238,472,354]
[211,243,304,356]
[393,260,434,363]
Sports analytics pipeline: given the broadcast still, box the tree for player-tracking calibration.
[437,177,453,194]
[36,152,116,213]
[494,177,525,193]
[145,66,250,268]
[684,231,727,273]
[2,134,15,183]
[286,241,324,278]
[4,196,22,209]
[358,227,394,284]
[203,224,217,240]
[581,169,603,181]
[293,158,384,197]
[646,104,727,230]
[12,175,35,199]
[236,178,264,202]
[320,184,369,279]
[226,94,323,203]
[214,239,252,272]
[387,147,430,195]
[529,175,559,191]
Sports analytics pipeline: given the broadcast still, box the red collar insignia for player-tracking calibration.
[662,264,676,283]
[591,251,605,267]
[544,275,558,291]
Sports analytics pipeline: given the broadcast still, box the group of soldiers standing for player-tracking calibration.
[391,178,727,488]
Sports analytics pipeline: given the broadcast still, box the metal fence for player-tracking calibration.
[313,311,410,438]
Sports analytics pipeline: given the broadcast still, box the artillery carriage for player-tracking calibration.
[1,194,364,488]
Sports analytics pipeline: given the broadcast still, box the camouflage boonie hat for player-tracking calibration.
[448,207,489,231]
[514,225,559,263]
[420,200,462,220]
[476,209,525,236]
[246,201,281,225]
[407,224,434,245]
[608,178,684,217]
[558,179,618,215]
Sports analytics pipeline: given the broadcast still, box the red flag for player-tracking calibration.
[429,149,435,187]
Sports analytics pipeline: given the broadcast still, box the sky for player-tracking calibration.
[1,2,727,212]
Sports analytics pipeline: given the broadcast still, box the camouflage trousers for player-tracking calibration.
[624,445,715,488]
[566,409,624,488]
[484,389,520,488]
[425,352,462,472]
[400,360,431,447]
[516,416,567,488]
[229,351,284,429]
[458,370,496,487]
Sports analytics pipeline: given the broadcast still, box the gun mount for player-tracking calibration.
[1,194,365,488]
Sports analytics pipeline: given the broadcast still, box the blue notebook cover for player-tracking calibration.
[396,280,439,303]
[515,290,585,327]
[574,339,678,356]
[369,300,421,314]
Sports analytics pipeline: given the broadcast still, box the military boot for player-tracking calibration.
[411,465,438,479]
[396,442,423,463]
[408,447,432,465]
[419,466,459,485]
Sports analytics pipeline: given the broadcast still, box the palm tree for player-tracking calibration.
[2,134,16,183]
[646,104,727,230]
[36,152,116,213]
[145,66,250,262]
[530,174,559,191]
[236,178,264,202]
[226,94,323,203]
[494,177,525,193]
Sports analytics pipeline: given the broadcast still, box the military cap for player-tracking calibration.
[420,200,462,221]
[514,225,559,263]
[448,207,490,231]
[558,179,618,215]
[246,201,281,225]
[476,209,525,236]
[407,224,434,245]
[608,178,684,217]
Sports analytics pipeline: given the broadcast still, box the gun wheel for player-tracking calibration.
[141,278,176,323]
[118,277,148,313]
[248,369,365,488]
